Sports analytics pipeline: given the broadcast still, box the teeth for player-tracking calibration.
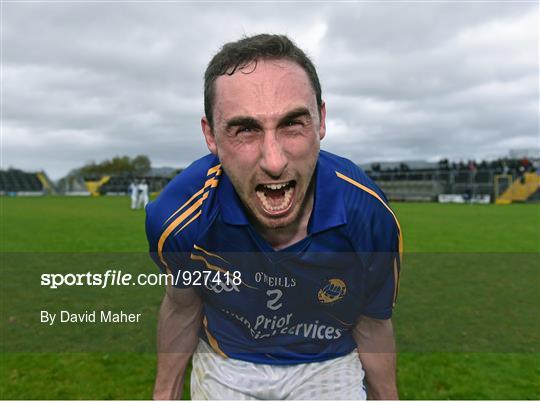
[256,186,294,212]
[264,183,288,190]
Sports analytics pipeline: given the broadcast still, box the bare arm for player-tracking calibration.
[353,316,398,400]
[153,285,202,400]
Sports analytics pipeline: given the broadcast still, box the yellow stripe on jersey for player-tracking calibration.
[163,166,221,226]
[335,171,403,305]
[335,171,403,258]
[193,244,230,263]
[207,164,222,176]
[158,192,209,273]
[189,253,227,273]
[189,248,259,290]
[157,165,221,274]
[393,257,400,307]
[173,210,202,237]
[203,316,228,358]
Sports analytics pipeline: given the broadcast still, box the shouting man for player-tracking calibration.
[146,34,402,400]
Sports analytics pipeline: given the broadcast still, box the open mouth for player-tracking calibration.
[255,180,296,214]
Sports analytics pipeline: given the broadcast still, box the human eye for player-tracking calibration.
[281,119,305,135]
[285,119,303,128]
[234,125,262,139]
[236,126,255,135]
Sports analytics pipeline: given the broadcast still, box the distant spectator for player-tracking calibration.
[137,179,149,209]
[463,188,472,203]
[129,179,138,210]
[502,161,509,175]
[518,165,526,184]
[438,158,449,170]
[468,161,477,178]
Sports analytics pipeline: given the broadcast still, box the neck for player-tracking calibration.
[255,185,315,251]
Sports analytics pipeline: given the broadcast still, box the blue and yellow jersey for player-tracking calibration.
[146,150,402,365]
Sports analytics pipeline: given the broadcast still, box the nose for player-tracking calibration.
[259,132,288,179]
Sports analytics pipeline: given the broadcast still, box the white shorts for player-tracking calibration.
[191,340,367,400]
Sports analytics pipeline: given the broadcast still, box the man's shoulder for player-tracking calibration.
[319,150,399,246]
[145,154,221,248]
[319,150,387,211]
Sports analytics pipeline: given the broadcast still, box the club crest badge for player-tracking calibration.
[317,278,347,304]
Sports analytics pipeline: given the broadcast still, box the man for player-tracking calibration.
[138,179,150,209]
[129,179,138,210]
[146,34,402,400]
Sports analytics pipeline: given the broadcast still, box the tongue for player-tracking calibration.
[265,189,285,199]
[264,189,285,207]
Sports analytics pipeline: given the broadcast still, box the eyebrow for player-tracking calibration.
[277,107,312,126]
[224,107,312,131]
[225,116,261,131]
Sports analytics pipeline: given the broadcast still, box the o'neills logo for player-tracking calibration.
[317,279,347,304]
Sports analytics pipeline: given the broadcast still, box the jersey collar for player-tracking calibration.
[218,153,347,233]
[217,171,251,225]
[309,154,347,234]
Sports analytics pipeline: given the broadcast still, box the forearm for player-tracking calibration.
[353,317,398,400]
[154,287,202,400]
[358,349,397,399]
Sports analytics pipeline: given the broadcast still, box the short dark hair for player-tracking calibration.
[204,34,322,128]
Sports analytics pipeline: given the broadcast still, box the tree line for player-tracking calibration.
[78,155,151,176]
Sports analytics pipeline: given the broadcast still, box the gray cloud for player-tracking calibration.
[2,2,538,179]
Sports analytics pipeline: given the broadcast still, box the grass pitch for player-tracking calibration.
[1,196,539,399]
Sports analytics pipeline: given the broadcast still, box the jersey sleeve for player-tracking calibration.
[145,155,221,288]
[145,198,197,288]
[336,159,402,320]
[359,218,401,320]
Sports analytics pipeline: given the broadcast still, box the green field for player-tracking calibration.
[1,197,539,399]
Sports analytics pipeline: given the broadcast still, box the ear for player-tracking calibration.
[319,101,326,140]
[201,116,218,154]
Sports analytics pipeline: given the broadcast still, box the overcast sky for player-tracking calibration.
[2,1,538,179]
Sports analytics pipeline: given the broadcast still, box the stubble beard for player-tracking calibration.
[244,162,317,233]
[222,153,319,233]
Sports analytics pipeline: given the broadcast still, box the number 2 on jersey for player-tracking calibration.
[266,289,283,310]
